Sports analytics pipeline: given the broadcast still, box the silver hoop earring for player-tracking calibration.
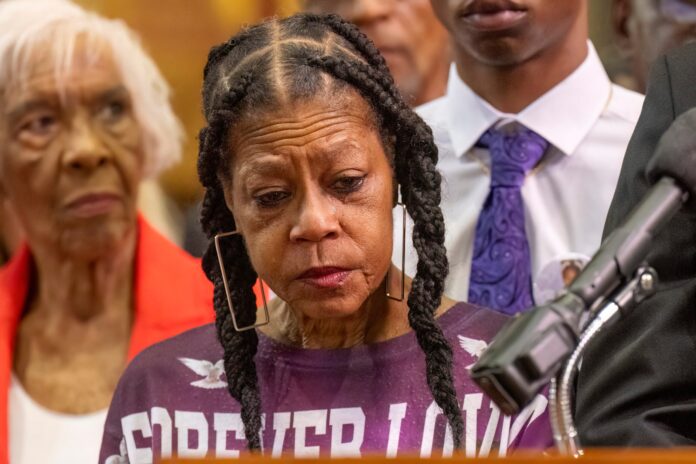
[386,198,406,302]
[214,230,270,332]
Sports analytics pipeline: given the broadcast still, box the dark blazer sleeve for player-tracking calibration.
[575,43,696,446]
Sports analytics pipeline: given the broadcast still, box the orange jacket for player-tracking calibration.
[0,217,215,463]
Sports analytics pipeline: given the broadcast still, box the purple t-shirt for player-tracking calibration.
[99,302,552,462]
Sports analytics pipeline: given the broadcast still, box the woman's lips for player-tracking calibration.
[65,192,121,218]
[298,267,351,289]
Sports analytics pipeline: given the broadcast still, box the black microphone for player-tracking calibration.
[470,107,696,416]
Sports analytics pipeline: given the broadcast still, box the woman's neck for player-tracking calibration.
[13,228,137,413]
[28,229,137,321]
[295,288,402,348]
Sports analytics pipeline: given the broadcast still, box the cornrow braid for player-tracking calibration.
[197,13,462,452]
[304,14,392,83]
[304,54,460,447]
[203,31,254,80]
[198,71,264,449]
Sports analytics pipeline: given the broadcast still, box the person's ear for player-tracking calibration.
[612,0,634,54]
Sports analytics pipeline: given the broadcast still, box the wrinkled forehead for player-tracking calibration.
[0,26,118,103]
[220,88,390,181]
[229,88,381,156]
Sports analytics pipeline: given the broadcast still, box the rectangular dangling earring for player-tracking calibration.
[214,230,270,331]
[386,187,406,302]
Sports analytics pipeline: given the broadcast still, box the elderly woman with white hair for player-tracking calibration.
[0,1,216,462]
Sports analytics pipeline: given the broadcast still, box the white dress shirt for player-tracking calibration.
[394,42,644,303]
[9,375,107,464]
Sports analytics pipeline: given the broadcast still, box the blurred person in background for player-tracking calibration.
[394,0,644,314]
[302,0,451,107]
[576,41,696,446]
[612,0,696,92]
[0,1,215,462]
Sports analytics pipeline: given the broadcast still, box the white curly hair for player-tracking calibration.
[0,0,183,178]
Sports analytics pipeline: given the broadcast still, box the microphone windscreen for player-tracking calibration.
[647,107,696,204]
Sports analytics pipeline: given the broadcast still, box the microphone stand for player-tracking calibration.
[549,266,658,456]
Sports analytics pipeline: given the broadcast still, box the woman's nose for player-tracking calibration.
[63,117,111,171]
[289,190,340,243]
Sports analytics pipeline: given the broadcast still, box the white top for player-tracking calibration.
[9,375,107,464]
[395,42,645,303]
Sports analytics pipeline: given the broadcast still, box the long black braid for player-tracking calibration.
[197,13,463,451]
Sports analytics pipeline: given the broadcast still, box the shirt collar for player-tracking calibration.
[445,41,611,158]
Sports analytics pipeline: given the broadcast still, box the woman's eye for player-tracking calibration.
[333,175,366,194]
[254,190,290,208]
[16,112,60,146]
[99,99,127,123]
[21,114,58,136]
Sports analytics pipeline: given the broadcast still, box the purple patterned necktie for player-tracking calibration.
[468,125,549,315]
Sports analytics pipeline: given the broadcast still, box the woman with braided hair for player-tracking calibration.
[100,13,552,461]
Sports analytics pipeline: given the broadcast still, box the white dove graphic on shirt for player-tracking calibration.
[178,357,227,389]
[458,335,488,369]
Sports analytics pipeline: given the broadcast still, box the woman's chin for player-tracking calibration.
[57,221,136,261]
[286,293,370,321]
[276,273,378,319]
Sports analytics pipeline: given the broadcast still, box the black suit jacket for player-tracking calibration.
[576,43,696,446]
